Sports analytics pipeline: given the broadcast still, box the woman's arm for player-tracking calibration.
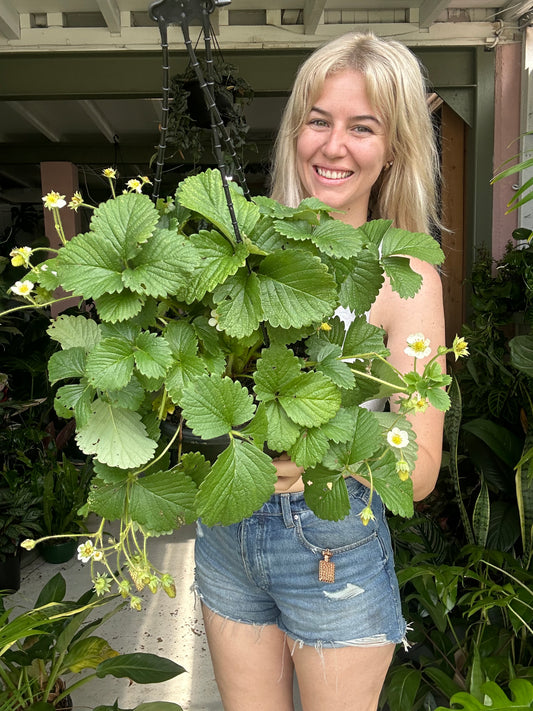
[370,258,446,501]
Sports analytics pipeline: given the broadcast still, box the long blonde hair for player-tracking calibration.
[270,33,440,234]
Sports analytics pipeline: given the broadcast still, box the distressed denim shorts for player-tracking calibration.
[194,477,407,649]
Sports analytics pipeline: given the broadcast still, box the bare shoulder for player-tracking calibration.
[370,258,444,336]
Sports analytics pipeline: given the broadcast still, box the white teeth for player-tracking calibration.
[316,167,352,180]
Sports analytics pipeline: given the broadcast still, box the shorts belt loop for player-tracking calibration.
[280,494,295,528]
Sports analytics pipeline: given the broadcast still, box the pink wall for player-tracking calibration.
[492,42,521,260]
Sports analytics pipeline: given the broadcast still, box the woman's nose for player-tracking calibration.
[322,128,347,158]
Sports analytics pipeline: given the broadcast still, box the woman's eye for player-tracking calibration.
[353,125,373,134]
[309,118,328,127]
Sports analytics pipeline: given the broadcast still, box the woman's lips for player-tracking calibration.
[314,166,353,180]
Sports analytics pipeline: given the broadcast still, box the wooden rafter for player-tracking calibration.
[0,0,19,39]
[96,0,121,33]
[303,0,327,35]
[78,100,116,143]
[419,0,451,28]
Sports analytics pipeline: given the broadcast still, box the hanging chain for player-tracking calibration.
[148,0,251,244]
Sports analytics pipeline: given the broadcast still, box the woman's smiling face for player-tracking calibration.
[296,69,389,228]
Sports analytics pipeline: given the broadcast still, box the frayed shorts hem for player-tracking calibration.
[194,583,408,650]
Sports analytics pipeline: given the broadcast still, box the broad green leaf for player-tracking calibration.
[249,215,290,252]
[76,399,157,468]
[164,320,198,356]
[254,346,341,427]
[55,232,125,299]
[337,249,384,314]
[371,450,414,518]
[105,375,145,410]
[303,466,351,520]
[95,289,145,323]
[35,572,66,606]
[96,652,185,683]
[185,230,249,301]
[510,334,533,376]
[343,316,388,359]
[196,440,277,525]
[54,382,95,427]
[180,451,211,488]
[129,468,197,531]
[63,636,119,672]
[253,345,303,402]
[435,679,533,710]
[165,358,207,405]
[48,347,87,384]
[181,375,256,439]
[358,219,393,247]
[462,418,523,468]
[309,218,363,258]
[381,225,444,264]
[261,400,301,452]
[279,370,341,427]
[100,320,140,343]
[384,666,422,711]
[213,268,262,338]
[288,426,331,468]
[321,407,380,469]
[257,250,337,328]
[86,476,128,520]
[306,339,355,389]
[47,315,100,351]
[381,256,423,298]
[85,337,135,390]
[90,191,159,261]
[427,386,451,411]
[134,332,172,379]
[122,228,195,298]
[176,168,260,242]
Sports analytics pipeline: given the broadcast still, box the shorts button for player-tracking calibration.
[293,514,299,520]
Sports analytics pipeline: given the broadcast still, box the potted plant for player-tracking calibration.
[167,58,254,171]
[34,451,94,564]
[0,484,42,592]
[0,571,185,710]
[5,169,463,606]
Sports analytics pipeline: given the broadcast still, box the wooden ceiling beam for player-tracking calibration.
[303,0,327,35]
[78,99,117,143]
[419,0,450,28]
[0,0,19,39]
[6,101,61,142]
[97,0,121,33]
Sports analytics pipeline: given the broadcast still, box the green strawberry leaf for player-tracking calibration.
[176,168,260,242]
[381,256,423,298]
[134,332,172,379]
[95,290,145,323]
[129,468,197,531]
[186,230,249,301]
[181,375,256,439]
[47,315,101,351]
[196,440,276,526]
[85,337,135,391]
[381,225,444,264]
[76,398,157,468]
[90,191,159,261]
[337,249,384,314]
[257,250,337,328]
[303,466,351,521]
[48,347,87,384]
[213,268,262,338]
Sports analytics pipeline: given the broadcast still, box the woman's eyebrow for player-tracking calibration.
[309,105,382,124]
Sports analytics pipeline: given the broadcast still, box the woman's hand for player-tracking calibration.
[272,453,305,492]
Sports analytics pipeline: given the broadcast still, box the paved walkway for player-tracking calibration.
[10,520,305,710]
[10,523,223,710]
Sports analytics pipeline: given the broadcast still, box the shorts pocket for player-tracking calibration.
[294,504,379,554]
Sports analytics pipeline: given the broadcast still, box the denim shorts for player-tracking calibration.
[194,478,407,649]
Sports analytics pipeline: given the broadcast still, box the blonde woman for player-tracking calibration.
[195,32,446,711]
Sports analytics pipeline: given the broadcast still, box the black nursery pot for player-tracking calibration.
[0,549,21,593]
[39,538,77,564]
[161,421,229,465]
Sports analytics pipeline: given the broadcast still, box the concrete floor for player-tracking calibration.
[9,523,223,711]
[8,522,304,711]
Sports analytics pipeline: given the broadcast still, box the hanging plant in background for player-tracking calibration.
[167,58,254,173]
